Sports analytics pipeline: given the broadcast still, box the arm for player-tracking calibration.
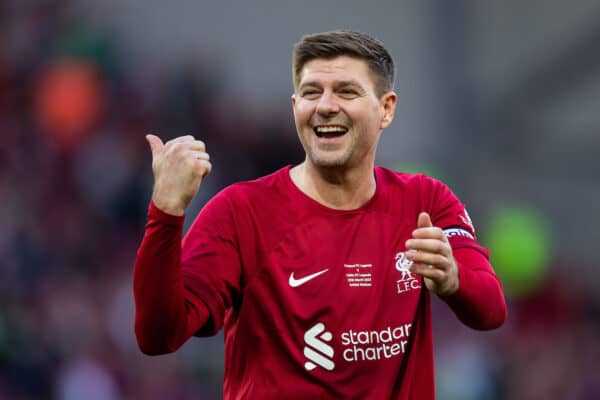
[406,176,507,330]
[133,134,212,355]
[134,202,210,354]
[406,211,507,331]
[405,215,507,330]
[441,246,507,330]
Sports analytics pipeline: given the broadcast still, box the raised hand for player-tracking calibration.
[146,134,212,216]
[405,212,459,296]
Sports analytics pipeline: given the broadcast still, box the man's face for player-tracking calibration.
[292,56,396,169]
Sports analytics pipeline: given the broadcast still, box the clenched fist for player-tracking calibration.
[146,134,212,216]
[405,212,459,296]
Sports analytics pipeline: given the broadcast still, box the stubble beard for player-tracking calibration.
[302,131,356,170]
[304,113,356,169]
[307,146,353,169]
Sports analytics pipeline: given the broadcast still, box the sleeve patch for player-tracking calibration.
[459,209,475,232]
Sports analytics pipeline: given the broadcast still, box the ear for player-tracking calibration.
[380,91,397,129]
[291,93,298,118]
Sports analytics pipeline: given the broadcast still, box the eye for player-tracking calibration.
[301,89,321,99]
[338,88,359,98]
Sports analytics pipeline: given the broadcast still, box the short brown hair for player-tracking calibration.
[292,30,395,97]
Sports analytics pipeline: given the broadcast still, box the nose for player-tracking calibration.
[315,91,340,117]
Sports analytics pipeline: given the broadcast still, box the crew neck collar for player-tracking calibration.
[282,165,382,214]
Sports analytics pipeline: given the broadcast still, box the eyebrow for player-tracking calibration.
[298,79,365,91]
[334,80,364,89]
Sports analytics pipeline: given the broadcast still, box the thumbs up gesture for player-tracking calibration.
[146,134,212,216]
[405,212,459,296]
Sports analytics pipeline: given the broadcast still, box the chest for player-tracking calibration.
[250,212,423,323]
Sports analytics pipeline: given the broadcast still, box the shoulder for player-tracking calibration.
[218,166,291,202]
[203,166,292,218]
[377,167,479,241]
[375,166,461,216]
[375,166,444,194]
[192,166,292,228]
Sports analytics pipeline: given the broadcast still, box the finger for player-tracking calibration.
[187,140,206,152]
[167,139,206,156]
[166,135,195,145]
[146,134,164,156]
[412,227,446,240]
[405,238,450,255]
[406,251,448,268]
[194,159,212,177]
[410,264,444,280]
[418,212,433,228]
[187,150,210,161]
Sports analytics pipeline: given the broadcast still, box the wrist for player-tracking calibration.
[439,261,460,297]
[151,194,186,216]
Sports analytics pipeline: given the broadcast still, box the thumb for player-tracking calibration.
[146,134,164,157]
[418,212,433,228]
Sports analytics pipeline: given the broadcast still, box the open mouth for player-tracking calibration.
[313,125,349,138]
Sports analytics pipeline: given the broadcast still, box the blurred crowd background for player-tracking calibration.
[1,0,599,399]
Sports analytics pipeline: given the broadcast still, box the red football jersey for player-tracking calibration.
[134,166,507,399]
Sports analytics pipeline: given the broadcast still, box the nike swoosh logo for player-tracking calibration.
[289,268,329,288]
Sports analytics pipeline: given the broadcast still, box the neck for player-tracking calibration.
[290,161,377,210]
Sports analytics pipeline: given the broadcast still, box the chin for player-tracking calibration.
[310,154,351,169]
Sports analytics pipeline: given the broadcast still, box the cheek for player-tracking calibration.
[368,105,385,129]
[294,103,313,125]
[293,110,312,141]
[354,107,380,130]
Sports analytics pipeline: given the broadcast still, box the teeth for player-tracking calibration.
[315,126,347,133]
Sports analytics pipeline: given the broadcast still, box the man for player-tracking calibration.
[134,30,507,399]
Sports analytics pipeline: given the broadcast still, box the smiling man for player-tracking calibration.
[133,31,507,399]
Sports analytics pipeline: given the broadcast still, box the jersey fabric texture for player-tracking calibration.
[134,166,507,400]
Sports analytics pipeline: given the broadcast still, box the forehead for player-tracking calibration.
[298,56,375,87]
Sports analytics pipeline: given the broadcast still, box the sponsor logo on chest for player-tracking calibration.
[302,321,413,372]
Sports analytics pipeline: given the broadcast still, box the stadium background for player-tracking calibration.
[1,0,599,398]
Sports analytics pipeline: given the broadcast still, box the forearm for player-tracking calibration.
[442,247,507,330]
[133,202,209,354]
